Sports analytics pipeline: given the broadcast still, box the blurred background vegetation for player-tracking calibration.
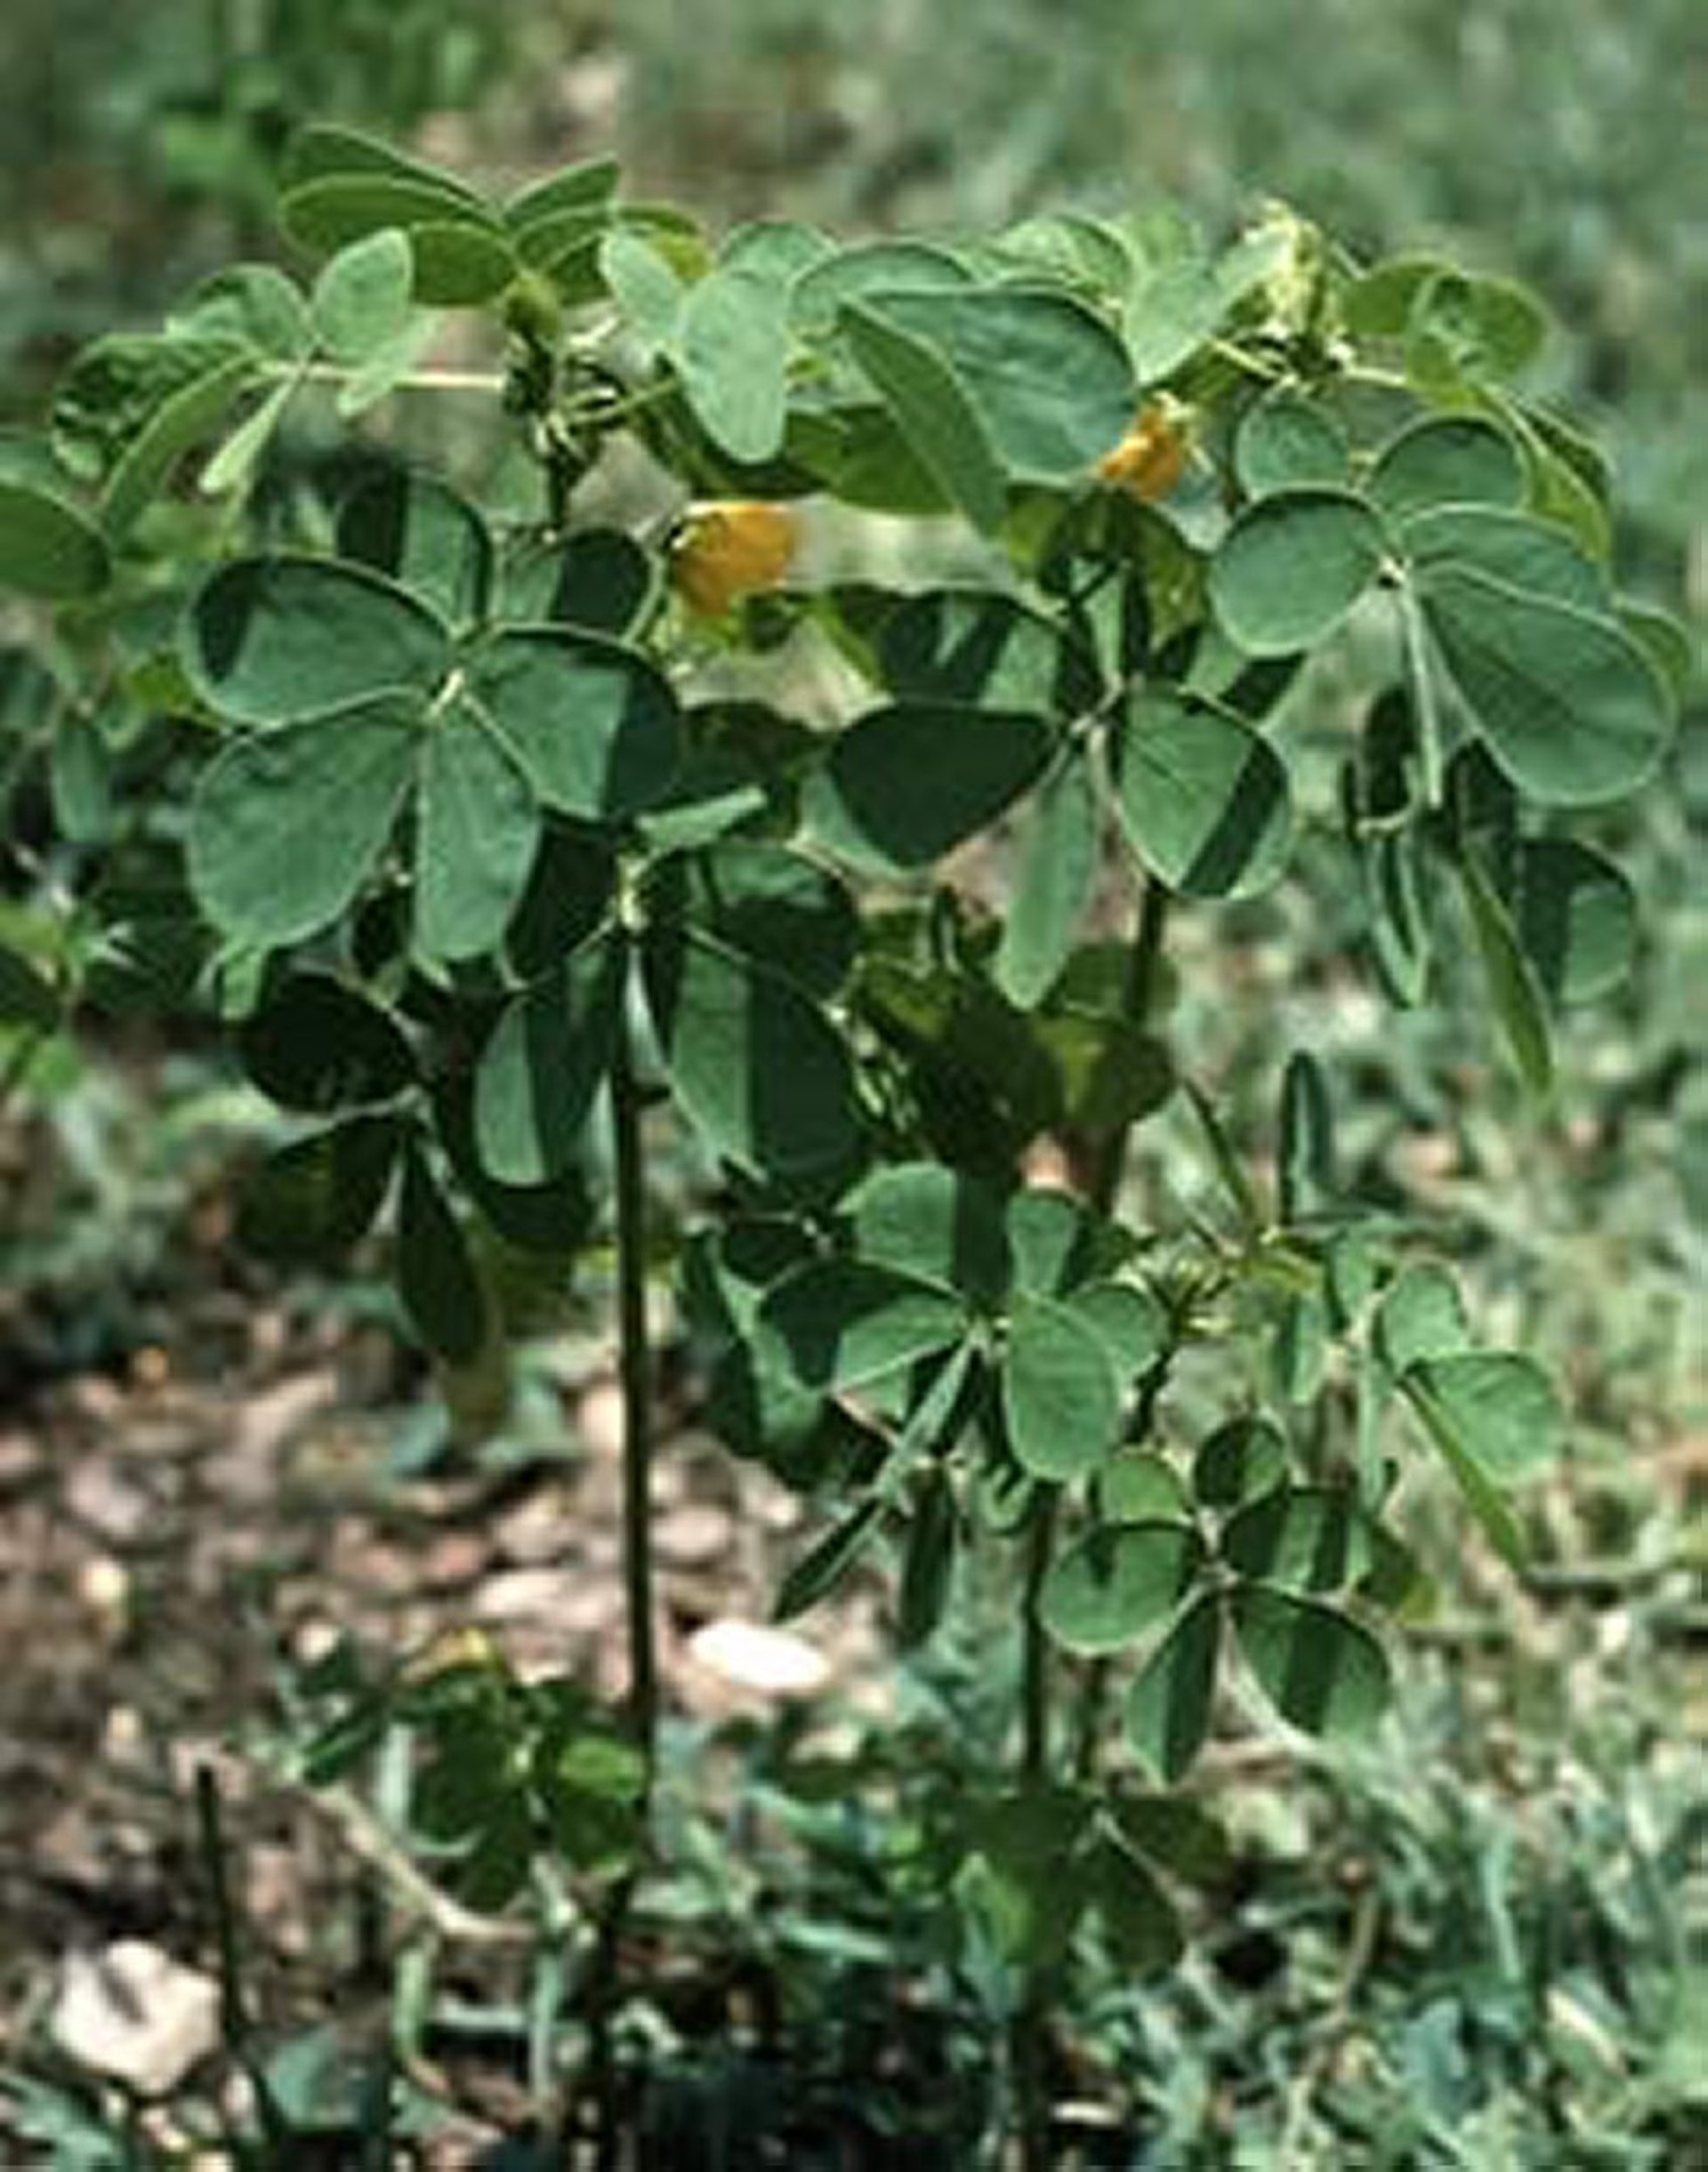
[2,1,1704,2161]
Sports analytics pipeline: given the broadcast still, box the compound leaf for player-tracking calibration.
[1210,488,1388,656]
[188,698,417,945]
[1231,1586,1390,1741]
[1112,690,1291,898]
[183,556,450,725]
[1040,1521,1204,1653]
[1003,1294,1125,1481]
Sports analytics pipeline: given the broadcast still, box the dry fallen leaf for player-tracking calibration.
[52,1940,221,2095]
[686,1619,832,1703]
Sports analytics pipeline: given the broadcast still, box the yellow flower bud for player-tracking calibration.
[1097,401,1190,503]
[671,501,797,616]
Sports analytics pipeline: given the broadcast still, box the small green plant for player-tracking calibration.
[0,132,1686,2161]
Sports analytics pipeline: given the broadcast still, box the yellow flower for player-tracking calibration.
[1097,401,1190,503]
[671,501,798,616]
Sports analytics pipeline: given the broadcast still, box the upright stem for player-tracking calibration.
[1019,1491,1059,1785]
[1076,881,1174,1793]
[582,973,656,2168]
[610,993,657,1768]
[194,1764,288,2152]
[1011,881,1172,2168]
[1012,1488,1060,2171]
[1088,880,1172,1220]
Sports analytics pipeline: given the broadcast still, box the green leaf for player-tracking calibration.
[473,939,621,1185]
[1457,850,1553,1096]
[239,975,415,1111]
[1182,1081,1266,1235]
[335,471,494,630]
[1233,389,1350,497]
[1405,269,1550,388]
[495,828,616,988]
[1098,1452,1190,1524]
[0,481,111,599]
[1068,1280,1167,1380]
[432,1077,595,1259]
[281,177,514,304]
[1124,1593,1221,1782]
[334,315,437,418]
[49,711,111,843]
[1108,1793,1230,1888]
[504,527,657,639]
[761,1260,966,1391]
[283,124,487,204]
[1089,1837,1184,1974]
[415,702,540,963]
[1507,839,1635,1006]
[1270,1287,1328,1405]
[0,942,60,1030]
[856,286,1136,483]
[793,240,973,334]
[898,1471,957,1648]
[1419,567,1672,805]
[878,591,1101,716]
[1277,1050,1334,1225]
[466,627,681,821]
[995,754,1101,1006]
[1003,1295,1125,1481]
[1402,1351,1562,1484]
[200,379,298,497]
[808,702,1052,872]
[676,264,791,463]
[101,351,259,535]
[858,958,1062,1174]
[1374,1263,1470,1376]
[1618,603,1695,702]
[995,212,1133,295]
[773,1498,885,1621]
[1004,1187,1104,1299]
[1193,1413,1289,1510]
[52,332,249,483]
[1230,1587,1390,1740]
[1221,1487,1371,1593]
[1401,1393,1527,1569]
[1366,416,1524,522]
[168,263,312,358]
[397,1138,488,1365]
[1040,1521,1203,1653]
[188,699,417,945]
[182,556,450,725]
[842,303,1006,533]
[788,402,953,518]
[1210,488,1389,656]
[169,268,308,369]
[1359,825,1433,1006]
[848,1162,1011,1305]
[599,229,685,345]
[503,155,620,229]
[1037,1013,1174,1135]
[956,1789,1093,1967]
[1345,253,1450,337]
[1111,690,1291,898]
[310,229,415,364]
[721,217,834,284]
[1506,407,1614,559]
[644,929,860,1181]
[1121,242,1225,379]
[661,841,857,1001]
[1402,504,1607,613]
[236,1114,399,1265]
